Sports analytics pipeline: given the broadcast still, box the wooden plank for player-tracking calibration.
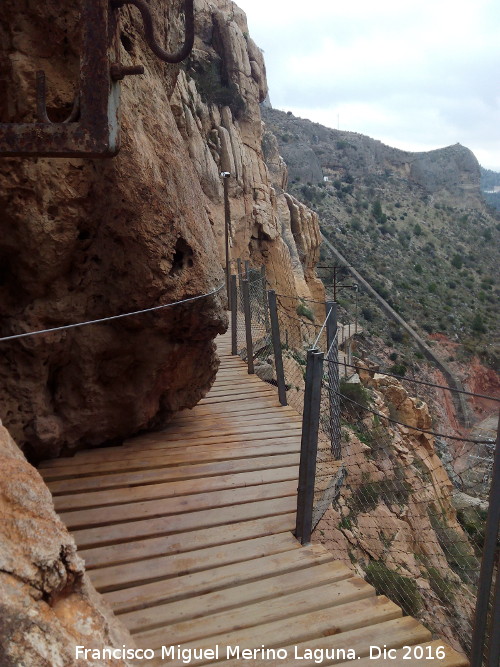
[198,392,277,406]
[90,533,300,593]
[54,466,299,512]
[337,641,469,667]
[204,386,277,399]
[104,543,335,614]
[122,415,302,441]
[146,596,401,666]
[189,400,283,417]
[80,514,296,570]
[221,617,432,667]
[61,428,302,464]
[40,440,301,480]
[72,496,296,549]
[119,560,352,634]
[136,577,375,648]
[59,480,297,530]
[46,453,300,495]
[209,377,266,387]
[169,406,301,426]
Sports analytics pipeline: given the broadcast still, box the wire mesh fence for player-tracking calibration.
[297,304,499,664]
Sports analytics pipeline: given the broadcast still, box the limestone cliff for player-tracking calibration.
[172,0,324,304]
[0,419,135,666]
[0,0,322,461]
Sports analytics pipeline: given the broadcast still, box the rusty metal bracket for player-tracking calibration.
[0,0,120,158]
[111,0,194,64]
[0,0,194,158]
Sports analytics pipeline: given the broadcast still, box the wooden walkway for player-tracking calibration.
[39,330,468,666]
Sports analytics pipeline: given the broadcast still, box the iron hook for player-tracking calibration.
[111,0,195,64]
[36,71,81,124]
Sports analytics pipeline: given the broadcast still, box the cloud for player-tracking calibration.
[236,0,500,170]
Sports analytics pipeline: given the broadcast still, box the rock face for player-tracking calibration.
[0,420,134,666]
[171,0,324,303]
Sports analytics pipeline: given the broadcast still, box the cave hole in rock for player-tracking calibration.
[170,238,194,276]
[120,33,134,52]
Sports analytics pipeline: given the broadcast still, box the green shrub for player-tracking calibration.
[340,378,370,409]
[426,567,455,606]
[428,509,479,583]
[457,507,489,550]
[296,302,315,322]
[190,60,246,117]
[471,313,486,333]
[365,561,422,616]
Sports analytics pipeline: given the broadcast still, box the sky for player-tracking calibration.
[235,0,500,171]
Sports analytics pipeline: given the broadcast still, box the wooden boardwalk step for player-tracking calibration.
[135,576,375,649]
[91,533,300,593]
[80,514,296,570]
[119,559,352,634]
[222,617,432,667]
[46,453,300,496]
[43,428,302,467]
[72,496,296,549]
[104,543,335,614]
[40,439,301,480]
[147,596,402,666]
[59,480,296,530]
[53,466,299,512]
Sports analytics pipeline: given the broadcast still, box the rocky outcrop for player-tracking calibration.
[0,420,134,665]
[171,0,324,304]
[0,0,228,461]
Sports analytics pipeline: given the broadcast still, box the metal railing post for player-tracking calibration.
[470,415,500,667]
[242,278,254,374]
[237,258,242,285]
[268,290,287,406]
[261,265,270,331]
[296,348,324,545]
[487,566,500,667]
[326,302,341,459]
[244,259,250,279]
[231,274,237,356]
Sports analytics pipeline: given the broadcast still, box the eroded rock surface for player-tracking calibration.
[0,420,134,666]
[0,0,227,460]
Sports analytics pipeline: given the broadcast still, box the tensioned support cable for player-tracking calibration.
[0,284,224,343]
[313,308,332,349]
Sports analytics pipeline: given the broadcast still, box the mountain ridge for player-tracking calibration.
[262,107,499,369]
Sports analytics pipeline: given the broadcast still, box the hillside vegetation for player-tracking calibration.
[263,108,500,369]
